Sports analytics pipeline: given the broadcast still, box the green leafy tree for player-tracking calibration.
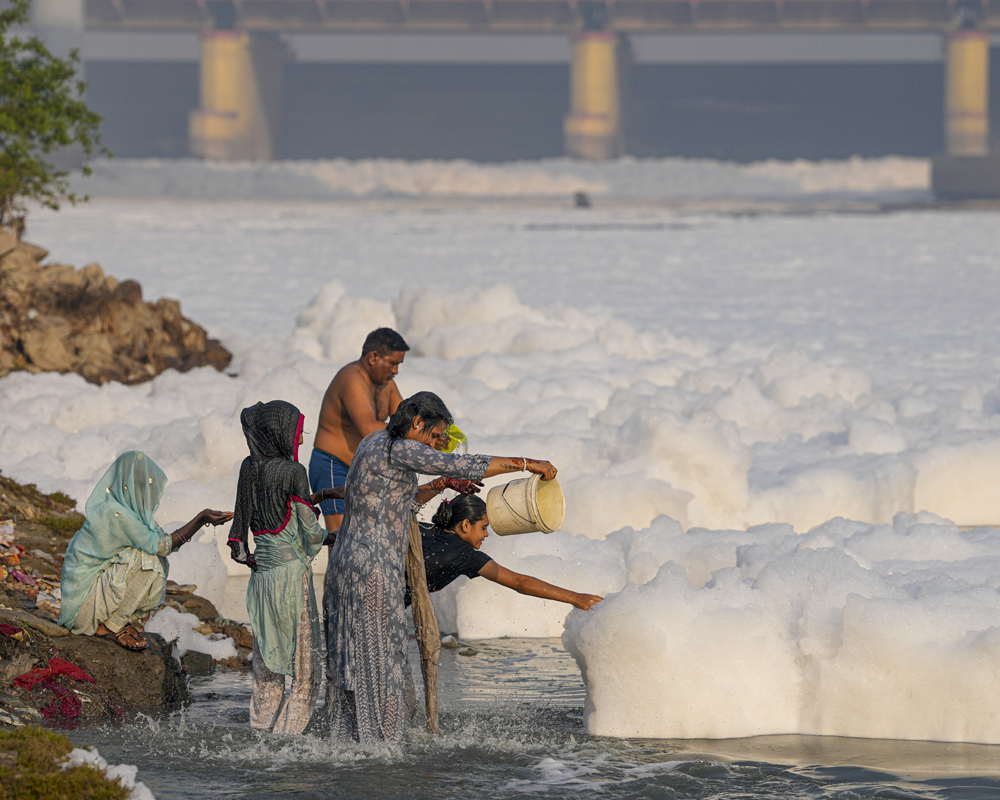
[0,0,106,229]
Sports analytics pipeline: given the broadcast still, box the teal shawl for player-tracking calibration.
[58,451,169,630]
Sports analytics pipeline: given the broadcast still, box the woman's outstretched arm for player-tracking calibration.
[389,440,555,483]
[483,457,557,481]
[478,561,602,610]
[171,509,233,550]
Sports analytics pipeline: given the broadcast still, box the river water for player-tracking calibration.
[65,634,1000,799]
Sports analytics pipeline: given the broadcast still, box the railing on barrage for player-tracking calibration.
[85,0,999,32]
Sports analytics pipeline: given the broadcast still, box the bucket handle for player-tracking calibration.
[500,481,535,528]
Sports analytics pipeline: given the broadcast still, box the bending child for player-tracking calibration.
[406,494,602,611]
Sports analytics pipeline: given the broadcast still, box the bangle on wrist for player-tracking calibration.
[521,457,527,471]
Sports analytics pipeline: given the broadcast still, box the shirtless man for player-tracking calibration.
[309,328,409,532]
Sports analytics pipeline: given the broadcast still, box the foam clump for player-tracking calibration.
[562,512,1000,743]
[146,606,237,660]
[746,155,930,194]
[166,540,228,609]
[62,746,156,800]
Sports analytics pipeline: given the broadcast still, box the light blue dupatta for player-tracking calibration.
[58,451,169,630]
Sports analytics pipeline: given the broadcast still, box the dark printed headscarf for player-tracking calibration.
[228,400,311,568]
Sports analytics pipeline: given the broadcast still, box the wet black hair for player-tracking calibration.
[432,494,487,532]
[386,391,453,440]
[361,327,410,358]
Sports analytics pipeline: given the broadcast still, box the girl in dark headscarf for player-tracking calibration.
[230,400,341,734]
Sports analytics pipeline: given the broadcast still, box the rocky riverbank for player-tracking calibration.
[0,230,232,385]
[0,474,251,730]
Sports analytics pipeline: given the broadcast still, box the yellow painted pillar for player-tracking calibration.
[564,32,622,161]
[944,29,990,157]
[190,31,282,161]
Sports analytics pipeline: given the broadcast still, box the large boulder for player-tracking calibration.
[0,237,231,385]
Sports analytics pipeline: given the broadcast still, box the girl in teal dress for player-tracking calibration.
[230,400,340,734]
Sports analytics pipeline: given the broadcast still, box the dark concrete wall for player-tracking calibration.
[627,63,947,160]
[86,62,199,158]
[281,64,567,160]
[84,54,1000,162]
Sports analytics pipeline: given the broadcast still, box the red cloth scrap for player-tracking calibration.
[13,657,95,689]
[48,657,95,683]
[0,624,23,638]
[13,666,51,690]
[39,677,82,719]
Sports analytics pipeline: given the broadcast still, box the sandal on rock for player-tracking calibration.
[124,623,148,648]
[98,624,147,652]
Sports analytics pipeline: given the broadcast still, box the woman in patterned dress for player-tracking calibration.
[324,391,557,743]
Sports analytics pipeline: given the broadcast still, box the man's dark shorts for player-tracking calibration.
[309,448,349,515]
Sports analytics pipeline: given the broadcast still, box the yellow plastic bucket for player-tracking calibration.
[486,474,565,536]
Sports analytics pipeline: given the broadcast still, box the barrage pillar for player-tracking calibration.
[932,25,1000,199]
[944,29,990,156]
[564,32,623,161]
[189,31,283,161]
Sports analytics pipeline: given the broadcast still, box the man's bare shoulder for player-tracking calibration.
[324,361,367,401]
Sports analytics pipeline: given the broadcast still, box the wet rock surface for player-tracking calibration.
[0,234,232,385]
[165,589,220,622]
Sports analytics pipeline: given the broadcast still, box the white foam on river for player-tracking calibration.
[145,606,237,661]
[63,746,156,799]
[4,156,1000,741]
[563,512,1000,741]
[71,154,930,202]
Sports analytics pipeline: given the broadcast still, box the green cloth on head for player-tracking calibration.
[59,451,170,631]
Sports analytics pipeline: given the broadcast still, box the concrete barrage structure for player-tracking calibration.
[36,0,1000,196]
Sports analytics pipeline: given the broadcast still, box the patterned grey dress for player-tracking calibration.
[324,429,490,743]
